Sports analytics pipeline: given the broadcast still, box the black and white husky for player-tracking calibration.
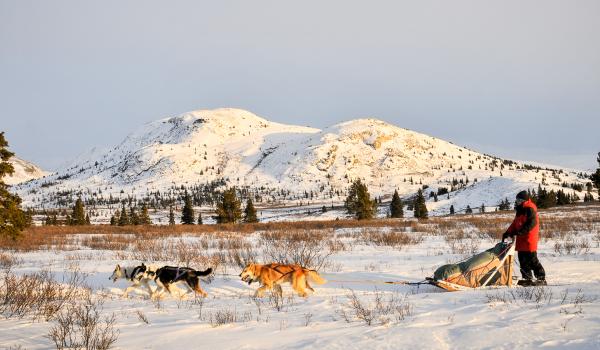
[109,263,158,298]
[153,266,213,298]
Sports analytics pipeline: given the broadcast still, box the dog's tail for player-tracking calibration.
[194,267,213,277]
[306,270,327,284]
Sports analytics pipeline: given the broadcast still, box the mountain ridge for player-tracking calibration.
[15,108,592,216]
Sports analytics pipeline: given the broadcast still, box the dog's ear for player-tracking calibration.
[141,263,145,267]
[116,264,121,270]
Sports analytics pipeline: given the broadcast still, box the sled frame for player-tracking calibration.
[429,241,516,292]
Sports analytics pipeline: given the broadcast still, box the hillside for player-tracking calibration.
[4,156,49,185]
[14,108,592,217]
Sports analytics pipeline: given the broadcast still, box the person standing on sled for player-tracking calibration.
[502,190,547,286]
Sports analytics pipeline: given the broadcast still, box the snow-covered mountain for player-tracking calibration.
[4,157,49,185]
[15,108,592,214]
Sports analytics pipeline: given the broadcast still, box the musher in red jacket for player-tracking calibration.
[502,190,547,286]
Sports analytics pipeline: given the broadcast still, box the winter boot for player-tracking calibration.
[517,279,534,287]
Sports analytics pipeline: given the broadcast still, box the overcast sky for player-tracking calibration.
[1,1,599,171]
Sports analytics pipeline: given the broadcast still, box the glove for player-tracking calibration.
[501,232,510,242]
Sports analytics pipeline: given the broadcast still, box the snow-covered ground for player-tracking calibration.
[2,207,600,349]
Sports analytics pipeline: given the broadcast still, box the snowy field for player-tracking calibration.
[1,206,600,350]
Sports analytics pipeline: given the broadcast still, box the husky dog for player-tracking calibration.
[153,266,213,298]
[109,263,157,298]
[240,263,326,298]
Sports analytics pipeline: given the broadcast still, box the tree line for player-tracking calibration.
[2,128,599,238]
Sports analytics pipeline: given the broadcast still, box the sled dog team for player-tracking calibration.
[110,262,327,299]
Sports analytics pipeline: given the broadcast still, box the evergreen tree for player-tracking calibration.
[480,203,485,213]
[591,152,600,199]
[197,211,203,225]
[390,189,404,218]
[71,198,86,225]
[465,205,473,214]
[0,132,28,239]
[181,191,195,224]
[110,214,117,226]
[498,198,511,211]
[130,207,140,225]
[216,188,242,224]
[118,204,129,226]
[449,205,455,215]
[85,213,91,225]
[413,189,428,219]
[244,198,258,223]
[344,179,376,220]
[139,204,152,225]
[168,206,175,225]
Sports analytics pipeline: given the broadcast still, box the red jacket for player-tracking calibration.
[506,199,539,252]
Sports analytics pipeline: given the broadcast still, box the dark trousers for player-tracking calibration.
[518,251,546,280]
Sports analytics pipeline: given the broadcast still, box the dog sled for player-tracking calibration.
[426,241,516,292]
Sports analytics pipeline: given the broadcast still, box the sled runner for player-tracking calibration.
[427,241,516,292]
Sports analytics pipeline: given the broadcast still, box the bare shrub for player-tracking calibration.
[80,235,131,251]
[361,229,420,248]
[486,286,553,306]
[47,294,119,350]
[0,269,86,320]
[135,310,149,325]
[554,237,591,255]
[260,230,334,270]
[0,252,21,270]
[342,289,413,326]
[444,234,480,255]
[303,312,313,326]
[227,247,258,268]
[206,308,252,327]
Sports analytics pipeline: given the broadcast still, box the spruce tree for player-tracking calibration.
[465,205,473,214]
[216,188,242,224]
[181,192,195,224]
[85,214,91,225]
[244,198,258,223]
[390,189,403,218]
[70,198,86,225]
[118,204,129,226]
[344,179,376,220]
[413,189,428,219]
[0,132,28,239]
[168,206,175,225]
[140,204,152,225]
[197,211,203,225]
[130,207,140,225]
[449,205,455,215]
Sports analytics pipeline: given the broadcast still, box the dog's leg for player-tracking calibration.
[153,279,166,300]
[305,280,315,292]
[255,283,270,298]
[294,274,308,297]
[142,280,153,299]
[274,284,283,298]
[192,279,208,298]
[163,282,172,295]
[123,280,140,298]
